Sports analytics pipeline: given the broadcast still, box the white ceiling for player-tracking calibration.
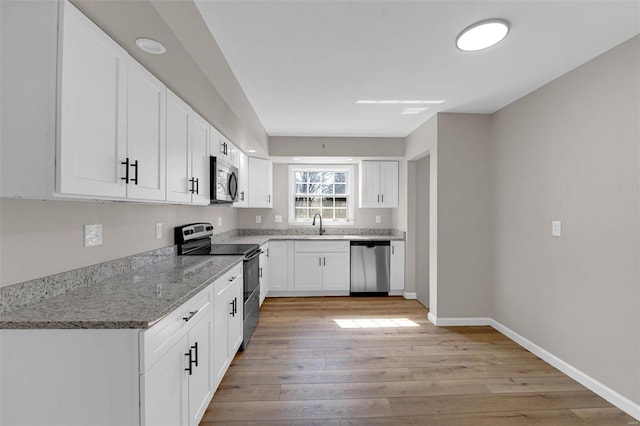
[195,0,640,138]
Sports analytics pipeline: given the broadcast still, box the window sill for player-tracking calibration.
[288,221,355,227]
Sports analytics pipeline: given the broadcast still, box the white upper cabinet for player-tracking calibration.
[359,161,399,208]
[166,92,193,204]
[166,92,210,206]
[125,60,166,201]
[210,127,238,168]
[190,113,210,205]
[248,157,273,208]
[57,1,128,199]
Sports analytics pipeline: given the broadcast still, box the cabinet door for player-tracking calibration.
[213,284,231,388]
[190,112,210,205]
[229,278,244,354]
[379,161,399,208]
[248,157,273,208]
[58,2,127,198]
[390,241,405,292]
[126,60,166,201]
[359,161,380,208]
[187,311,214,426]
[141,334,189,426]
[166,91,192,203]
[294,253,323,291]
[233,151,249,208]
[259,244,268,305]
[229,142,240,169]
[268,241,291,291]
[322,252,350,291]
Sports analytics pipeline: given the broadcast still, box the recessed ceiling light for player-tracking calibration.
[456,19,510,52]
[355,100,377,104]
[248,149,256,153]
[135,38,166,55]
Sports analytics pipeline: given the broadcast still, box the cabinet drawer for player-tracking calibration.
[295,241,349,253]
[140,284,213,373]
[215,263,243,296]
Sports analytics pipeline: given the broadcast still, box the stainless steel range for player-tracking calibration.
[174,223,260,351]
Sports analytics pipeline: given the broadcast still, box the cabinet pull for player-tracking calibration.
[229,300,235,316]
[268,194,271,203]
[392,245,395,255]
[195,178,199,195]
[182,310,198,322]
[319,257,321,267]
[234,297,238,315]
[191,342,198,367]
[240,191,245,201]
[121,158,130,183]
[266,248,269,258]
[228,276,236,282]
[130,160,138,185]
[377,194,380,203]
[259,266,263,278]
[323,257,326,267]
[381,194,384,203]
[189,177,195,194]
[184,350,193,376]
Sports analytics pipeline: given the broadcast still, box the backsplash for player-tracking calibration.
[239,228,405,238]
[0,246,175,315]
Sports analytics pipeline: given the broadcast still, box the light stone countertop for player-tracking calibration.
[0,234,404,330]
[0,255,242,329]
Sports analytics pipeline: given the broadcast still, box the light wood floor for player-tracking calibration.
[201,297,635,425]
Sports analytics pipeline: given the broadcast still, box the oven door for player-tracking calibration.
[243,248,261,303]
[210,157,238,204]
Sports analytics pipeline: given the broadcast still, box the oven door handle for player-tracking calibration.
[244,249,261,261]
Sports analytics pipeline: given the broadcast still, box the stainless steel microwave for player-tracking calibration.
[210,156,238,204]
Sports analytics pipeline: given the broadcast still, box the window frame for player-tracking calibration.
[288,164,355,226]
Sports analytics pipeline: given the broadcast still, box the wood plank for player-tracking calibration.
[199,297,634,425]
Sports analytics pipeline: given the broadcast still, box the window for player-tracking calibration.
[288,165,354,225]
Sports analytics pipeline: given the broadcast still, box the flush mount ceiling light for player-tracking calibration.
[456,19,510,51]
[135,38,166,55]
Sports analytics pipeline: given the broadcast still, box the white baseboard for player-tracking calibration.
[488,319,640,421]
[428,314,640,420]
[402,291,416,299]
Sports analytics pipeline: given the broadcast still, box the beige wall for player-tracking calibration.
[414,155,430,307]
[436,113,492,318]
[236,163,393,230]
[269,136,405,157]
[490,35,640,403]
[0,199,237,287]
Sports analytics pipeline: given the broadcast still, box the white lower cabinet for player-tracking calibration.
[293,241,350,293]
[390,240,406,294]
[213,264,244,388]
[267,241,294,292]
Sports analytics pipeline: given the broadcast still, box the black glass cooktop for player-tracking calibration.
[208,244,259,256]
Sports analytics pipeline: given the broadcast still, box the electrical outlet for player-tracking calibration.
[256,215,262,224]
[552,220,562,237]
[217,217,222,226]
[375,215,381,224]
[155,223,162,239]
[84,224,103,247]
[275,215,283,223]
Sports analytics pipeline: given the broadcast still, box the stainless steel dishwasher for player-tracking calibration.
[350,240,391,295]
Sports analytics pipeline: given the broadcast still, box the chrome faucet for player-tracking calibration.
[312,213,325,235]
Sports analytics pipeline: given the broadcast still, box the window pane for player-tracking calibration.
[335,172,346,183]
[322,197,334,207]
[322,209,334,219]
[335,197,347,208]
[335,209,347,219]
[335,183,346,194]
[296,184,308,194]
[322,184,334,195]
[295,197,308,208]
[307,183,322,195]
[295,172,308,183]
[295,208,308,219]
[309,208,320,217]
[309,172,323,182]
[309,197,321,207]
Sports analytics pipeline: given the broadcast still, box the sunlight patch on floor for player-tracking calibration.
[333,318,420,328]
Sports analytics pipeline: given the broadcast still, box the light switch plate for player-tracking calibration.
[217,217,222,226]
[551,220,562,237]
[375,215,381,224]
[155,223,162,239]
[84,224,102,247]
[275,215,283,223]
[256,215,262,224]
